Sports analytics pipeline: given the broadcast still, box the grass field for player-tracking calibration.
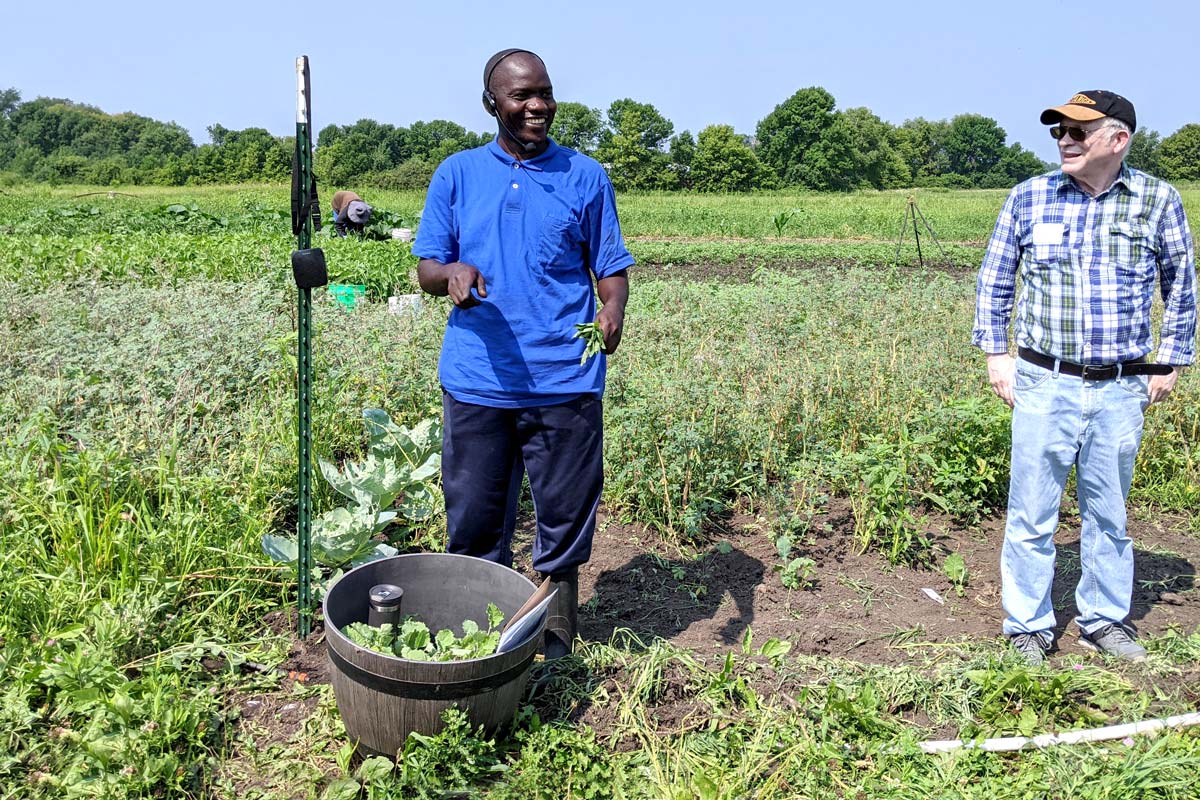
[1,184,1199,799]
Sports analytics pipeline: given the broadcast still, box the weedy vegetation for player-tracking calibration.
[1,185,1199,798]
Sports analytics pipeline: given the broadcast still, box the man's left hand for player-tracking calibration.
[595,270,629,356]
[596,303,625,355]
[1148,366,1183,404]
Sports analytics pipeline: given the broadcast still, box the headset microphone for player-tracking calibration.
[484,90,538,154]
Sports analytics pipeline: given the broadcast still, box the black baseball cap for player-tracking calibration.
[1040,90,1136,133]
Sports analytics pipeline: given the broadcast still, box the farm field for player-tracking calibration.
[2,184,1200,798]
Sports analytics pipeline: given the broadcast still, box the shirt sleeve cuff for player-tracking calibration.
[594,256,635,281]
[972,332,1008,355]
[411,247,452,263]
[1156,341,1194,366]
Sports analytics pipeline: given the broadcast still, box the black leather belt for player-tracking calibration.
[1018,347,1174,380]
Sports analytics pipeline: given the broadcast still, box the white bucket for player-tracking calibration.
[390,228,414,242]
[388,294,423,316]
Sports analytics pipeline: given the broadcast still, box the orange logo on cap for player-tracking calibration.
[1069,93,1097,105]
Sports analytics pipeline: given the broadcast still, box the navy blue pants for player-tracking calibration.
[441,391,603,575]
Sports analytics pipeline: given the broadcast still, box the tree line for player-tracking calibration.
[2,86,1198,191]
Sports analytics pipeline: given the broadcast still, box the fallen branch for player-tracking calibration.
[920,711,1200,754]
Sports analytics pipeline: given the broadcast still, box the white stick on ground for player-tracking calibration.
[920,711,1200,754]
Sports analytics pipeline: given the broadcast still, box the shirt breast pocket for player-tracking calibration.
[538,214,583,270]
[1108,221,1155,280]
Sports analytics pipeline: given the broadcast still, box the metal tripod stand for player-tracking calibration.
[894,196,948,266]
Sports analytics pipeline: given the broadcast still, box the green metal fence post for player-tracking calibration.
[291,55,323,637]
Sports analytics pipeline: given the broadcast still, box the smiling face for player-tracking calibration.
[1056,117,1129,194]
[487,53,556,159]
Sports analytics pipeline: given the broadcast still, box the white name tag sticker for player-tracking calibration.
[1032,222,1065,246]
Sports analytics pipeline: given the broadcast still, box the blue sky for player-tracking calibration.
[4,0,1195,164]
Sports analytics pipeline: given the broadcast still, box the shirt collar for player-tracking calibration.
[1055,162,1135,198]
[1112,162,1136,192]
[485,137,559,171]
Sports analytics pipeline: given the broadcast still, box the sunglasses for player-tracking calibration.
[1049,124,1103,142]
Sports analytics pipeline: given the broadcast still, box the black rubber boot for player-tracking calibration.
[543,567,578,660]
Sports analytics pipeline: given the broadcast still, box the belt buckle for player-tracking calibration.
[1080,364,1115,381]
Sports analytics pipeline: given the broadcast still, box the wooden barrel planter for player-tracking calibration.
[323,553,544,756]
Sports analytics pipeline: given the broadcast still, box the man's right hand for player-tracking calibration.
[987,352,1016,408]
[417,258,487,308]
[445,262,487,308]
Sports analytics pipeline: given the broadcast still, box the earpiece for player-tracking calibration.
[482,90,497,116]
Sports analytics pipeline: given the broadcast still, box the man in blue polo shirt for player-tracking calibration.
[413,48,634,659]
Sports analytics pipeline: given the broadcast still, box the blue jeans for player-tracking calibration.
[1001,357,1150,639]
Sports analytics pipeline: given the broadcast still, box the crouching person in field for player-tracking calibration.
[973,89,1196,666]
[330,190,371,237]
[411,48,633,659]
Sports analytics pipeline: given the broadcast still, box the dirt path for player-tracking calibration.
[228,501,1199,787]
[257,500,1200,680]
[507,500,1200,666]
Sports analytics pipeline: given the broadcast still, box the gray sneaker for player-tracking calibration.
[1079,624,1147,662]
[1009,632,1051,666]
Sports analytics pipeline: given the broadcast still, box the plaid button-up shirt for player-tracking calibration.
[973,165,1197,366]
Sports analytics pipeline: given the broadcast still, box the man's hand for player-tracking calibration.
[1148,366,1183,404]
[417,258,487,308]
[596,303,625,355]
[445,262,487,308]
[987,352,1016,408]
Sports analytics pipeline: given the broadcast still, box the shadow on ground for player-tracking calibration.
[584,546,765,646]
[1051,539,1197,638]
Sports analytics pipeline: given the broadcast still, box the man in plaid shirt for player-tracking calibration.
[973,90,1196,665]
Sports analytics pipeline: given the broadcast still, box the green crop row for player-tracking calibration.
[5,184,1197,244]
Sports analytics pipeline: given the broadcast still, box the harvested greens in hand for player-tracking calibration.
[574,321,606,365]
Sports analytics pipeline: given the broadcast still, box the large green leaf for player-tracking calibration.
[321,452,415,510]
[318,456,369,505]
[363,408,442,468]
[372,510,398,533]
[350,542,399,568]
[408,453,441,483]
[311,506,377,566]
[261,534,298,564]
[404,417,441,457]
[396,485,440,522]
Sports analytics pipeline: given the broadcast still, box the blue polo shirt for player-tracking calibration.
[414,139,634,408]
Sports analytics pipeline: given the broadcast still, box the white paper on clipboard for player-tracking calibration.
[497,588,557,653]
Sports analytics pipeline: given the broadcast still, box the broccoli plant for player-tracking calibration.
[261,409,442,597]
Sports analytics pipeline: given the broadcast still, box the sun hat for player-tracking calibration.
[345,199,371,224]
